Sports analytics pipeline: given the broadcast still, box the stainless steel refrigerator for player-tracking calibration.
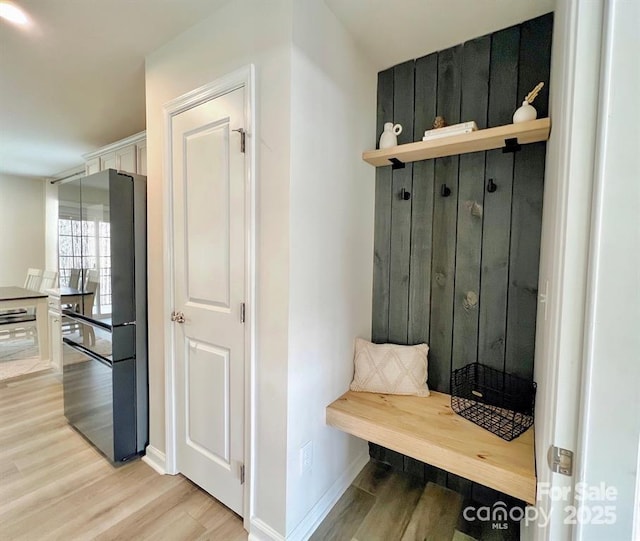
[59,169,147,462]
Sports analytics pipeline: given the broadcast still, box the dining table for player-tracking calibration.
[54,286,94,310]
[0,286,49,361]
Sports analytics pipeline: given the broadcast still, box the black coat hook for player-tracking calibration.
[441,184,451,197]
[400,188,411,200]
[487,178,497,193]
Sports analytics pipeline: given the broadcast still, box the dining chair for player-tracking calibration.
[0,269,58,342]
[0,268,43,318]
[83,269,99,291]
[24,268,43,291]
[0,269,60,344]
[39,270,58,292]
[79,270,100,345]
[61,268,82,312]
[68,268,81,289]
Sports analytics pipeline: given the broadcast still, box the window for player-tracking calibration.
[58,217,111,315]
[98,221,112,314]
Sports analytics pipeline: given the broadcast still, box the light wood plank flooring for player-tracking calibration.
[0,370,247,541]
[0,335,50,381]
[311,460,520,541]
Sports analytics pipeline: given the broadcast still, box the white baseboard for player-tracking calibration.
[249,517,285,541]
[142,445,167,475]
[287,450,370,541]
[246,449,368,541]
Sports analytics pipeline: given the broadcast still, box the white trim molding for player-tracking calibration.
[161,64,256,523]
[287,451,369,541]
[249,519,286,541]
[82,130,147,161]
[247,450,368,541]
[142,445,168,475]
[521,1,605,539]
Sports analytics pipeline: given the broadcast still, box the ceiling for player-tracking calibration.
[0,0,554,180]
[326,0,554,72]
[0,0,229,179]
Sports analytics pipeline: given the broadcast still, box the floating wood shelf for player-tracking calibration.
[326,390,536,504]
[363,118,551,167]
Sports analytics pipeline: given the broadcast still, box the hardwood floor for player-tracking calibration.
[1,369,521,540]
[311,460,521,541]
[0,370,247,541]
[0,335,50,381]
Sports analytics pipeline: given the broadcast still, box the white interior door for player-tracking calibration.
[171,86,246,515]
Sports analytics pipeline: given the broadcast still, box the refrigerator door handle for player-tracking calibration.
[63,310,112,331]
[63,337,112,368]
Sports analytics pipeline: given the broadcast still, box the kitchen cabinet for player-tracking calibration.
[48,291,62,372]
[85,157,100,175]
[136,140,147,176]
[83,131,146,176]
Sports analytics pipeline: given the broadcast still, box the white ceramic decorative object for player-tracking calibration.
[513,100,537,123]
[379,122,403,149]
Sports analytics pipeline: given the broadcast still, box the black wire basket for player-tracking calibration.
[450,362,536,441]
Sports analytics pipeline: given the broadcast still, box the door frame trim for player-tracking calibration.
[162,65,256,524]
[521,2,604,539]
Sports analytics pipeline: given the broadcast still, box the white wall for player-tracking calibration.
[145,0,292,535]
[146,1,377,538]
[0,175,46,286]
[576,0,640,538]
[286,0,375,536]
[44,182,59,273]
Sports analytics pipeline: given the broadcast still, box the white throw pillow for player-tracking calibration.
[350,338,430,397]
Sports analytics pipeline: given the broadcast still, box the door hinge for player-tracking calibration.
[548,445,574,476]
[232,128,246,153]
[240,464,245,484]
[240,302,245,323]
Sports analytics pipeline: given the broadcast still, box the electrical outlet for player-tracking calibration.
[300,441,313,474]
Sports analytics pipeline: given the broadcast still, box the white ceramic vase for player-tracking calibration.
[513,100,537,123]
[379,122,402,148]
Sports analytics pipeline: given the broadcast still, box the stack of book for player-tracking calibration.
[423,121,478,141]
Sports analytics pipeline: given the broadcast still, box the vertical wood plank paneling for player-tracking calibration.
[505,13,552,379]
[429,45,462,393]
[371,69,394,343]
[446,35,491,503]
[478,26,520,372]
[424,464,449,488]
[405,53,437,478]
[369,15,551,499]
[404,54,438,481]
[403,457,426,483]
[409,53,438,345]
[370,68,395,465]
[388,61,415,344]
[446,473,473,502]
[368,442,405,473]
[516,13,554,117]
[452,36,490,372]
[505,142,545,380]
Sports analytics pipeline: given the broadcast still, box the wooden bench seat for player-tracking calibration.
[326,390,536,504]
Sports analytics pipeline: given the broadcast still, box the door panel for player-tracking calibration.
[184,121,231,308]
[186,339,230,464]
[171,86,245,515]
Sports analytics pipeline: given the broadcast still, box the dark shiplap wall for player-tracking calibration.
[370,13,553,500]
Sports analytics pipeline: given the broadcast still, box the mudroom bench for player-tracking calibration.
[326,390,536,504]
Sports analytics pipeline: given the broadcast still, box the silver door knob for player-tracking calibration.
[171,311,185,323]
